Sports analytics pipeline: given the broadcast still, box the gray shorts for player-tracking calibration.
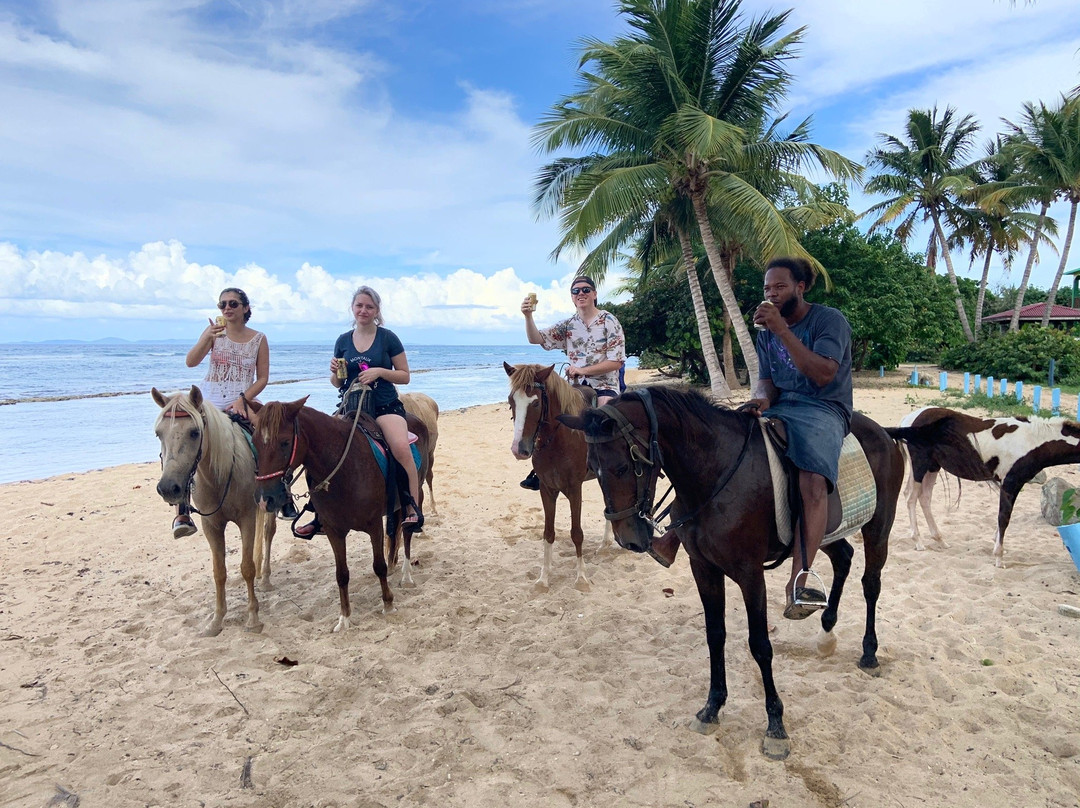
[763,392,849,492]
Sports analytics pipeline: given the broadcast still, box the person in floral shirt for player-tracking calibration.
[518,274,626,490]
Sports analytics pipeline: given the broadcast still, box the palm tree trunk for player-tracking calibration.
[677,226,731,398]
[1041,200,1078,327]
[721,309,738,389]
[690,190,759,384]
[974,246,994,338]
[1009,202,1049,332]
[932,213,975,342]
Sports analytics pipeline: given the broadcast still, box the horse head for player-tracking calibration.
[152,385,206,505]
[505,362,557,459]
[249,397,308,514]
[559,396,660,555]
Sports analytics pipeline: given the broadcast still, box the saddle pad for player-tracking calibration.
[760,421,876,546]
[365,436,422,479]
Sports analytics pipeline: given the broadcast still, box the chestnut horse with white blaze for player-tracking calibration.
[505,362,607,591]
[152,385,276,636]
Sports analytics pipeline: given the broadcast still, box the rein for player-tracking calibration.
[312,379,370,492]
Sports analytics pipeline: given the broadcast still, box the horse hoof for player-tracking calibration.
[382,603,396,615]
[533,579,550,593]
[858,659,882,677]
[245,621,264,634]
[200,623,223,638]
[574,578,591,593]
[761,736,790,760]
[260,579,275,592]
[688,718,717,736]
[333,617,352,632]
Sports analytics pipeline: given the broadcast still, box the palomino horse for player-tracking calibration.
[401,392,440,515]
[152,385,276,636]
[248,398,429,631]
[505,362,601,590]
[559,387,904,759]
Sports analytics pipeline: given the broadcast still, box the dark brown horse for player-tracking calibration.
[249,398,429,631]
[559,387,904,759]
[505,362,607,590]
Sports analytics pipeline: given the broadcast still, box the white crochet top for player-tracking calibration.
[203,331,264,411]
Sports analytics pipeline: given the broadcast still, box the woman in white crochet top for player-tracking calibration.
[171,287,273,538]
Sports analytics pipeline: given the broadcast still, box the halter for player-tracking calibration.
[255,419,299,481]
[586,390,757,535]
[161,402,235,518]
[528,381,551,449]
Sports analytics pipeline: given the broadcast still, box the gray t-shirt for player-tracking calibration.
[755,303,853,421]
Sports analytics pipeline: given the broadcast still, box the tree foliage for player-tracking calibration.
[940,327,1080,385]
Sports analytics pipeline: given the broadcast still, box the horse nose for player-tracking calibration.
[157,480,180,500]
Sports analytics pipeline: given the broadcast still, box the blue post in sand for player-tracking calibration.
[910,366,918,385]
[1049,358,1056,387]
[1034,385,1042,413]
[974,374,981,395]
[963,372,970,394]
[1015,380,1024,402]
[1052,388,1061,416]
[987,376,995,398]
[939,371,947,392]
[879,365,884,378]
[1000,379,1007,397]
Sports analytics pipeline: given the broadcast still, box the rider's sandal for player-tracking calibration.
[172,514,197,539]
[293,516,323,540]
[402,508,424,531]
[783,587,828,620]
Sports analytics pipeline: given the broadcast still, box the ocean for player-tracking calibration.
[0,342,632,484]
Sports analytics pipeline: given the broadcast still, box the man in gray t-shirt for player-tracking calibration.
[742,257,853,621]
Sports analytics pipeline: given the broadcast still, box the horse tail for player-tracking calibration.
[254,507,266,576]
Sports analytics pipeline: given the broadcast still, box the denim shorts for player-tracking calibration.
[763,392,849,492]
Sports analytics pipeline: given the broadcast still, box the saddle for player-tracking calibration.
[572,384,598,408]
[760,418,877,548]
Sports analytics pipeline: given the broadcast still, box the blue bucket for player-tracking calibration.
[1060,525,1080,573]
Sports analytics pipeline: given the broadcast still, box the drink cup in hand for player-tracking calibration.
[215,315,226,330]
[754,301,770,331]
[527,292,537,312]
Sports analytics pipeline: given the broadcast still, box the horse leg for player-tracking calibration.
[734,567,789,760]
[327,530,353,632]
[202,527,228,637]
[816,539,855,657]
[568,485,590,592]
[686,556,728,729]
[368,525,394,615]
[919,471,946,548]
[534,485,558,591]
[238,513,263,634]
[261,509,277,588]
[905,474,923,549]
[399,524,416,589]
[992,485,1020,568]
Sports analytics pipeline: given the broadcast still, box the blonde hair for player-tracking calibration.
[352,286,384,326]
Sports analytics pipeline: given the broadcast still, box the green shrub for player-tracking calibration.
[939,328,1080,384]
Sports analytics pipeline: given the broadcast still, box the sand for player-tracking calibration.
[2,370,1079,807]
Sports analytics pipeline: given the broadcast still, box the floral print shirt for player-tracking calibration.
[539,310,626,391]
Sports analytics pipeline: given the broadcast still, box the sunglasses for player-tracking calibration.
[217,300,242,310]
[570,286,594,296]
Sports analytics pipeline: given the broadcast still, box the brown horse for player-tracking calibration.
[152,386,276,636]
[248,398,429,631]
[559,387,904,759]
[505,362,605,590]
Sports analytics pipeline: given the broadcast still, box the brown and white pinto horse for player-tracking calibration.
[248,398,429,631]
[888,406,1080,566]
[560,387,904,759]
[505,362,601,590]
[152,386,275,636]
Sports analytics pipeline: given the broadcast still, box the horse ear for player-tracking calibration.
[285,396,310,419]
[190,385,203,409]
[535,364,556,382]
[557,414,585,431]
[247,399,264,415]
[151,387,167,408]
[503,361,515,377]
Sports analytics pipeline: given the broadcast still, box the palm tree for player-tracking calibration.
[1014,94,1080,327]
[953,137,1054,336]
[863,106,981,342]
[534,0,859,385]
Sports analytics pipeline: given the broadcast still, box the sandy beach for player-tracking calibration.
[2,370,1079,808]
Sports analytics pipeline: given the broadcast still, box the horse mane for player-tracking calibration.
[626,385,742,430]
[257,401,289,446]
[155,391,244,482]
[508,364,587,416]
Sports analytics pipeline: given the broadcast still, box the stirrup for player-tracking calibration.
[793,568,827,606]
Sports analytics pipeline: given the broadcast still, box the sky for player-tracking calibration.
[2,0,1080,344]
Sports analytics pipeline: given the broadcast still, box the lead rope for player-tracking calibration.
[312,378,372,493]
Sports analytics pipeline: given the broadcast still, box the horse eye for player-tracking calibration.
[189,429,199,440]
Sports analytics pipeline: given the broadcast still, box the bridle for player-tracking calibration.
[160,405,235,517]
[585,390,757,535]
[515,380,550,452]
[254,418,299,482]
